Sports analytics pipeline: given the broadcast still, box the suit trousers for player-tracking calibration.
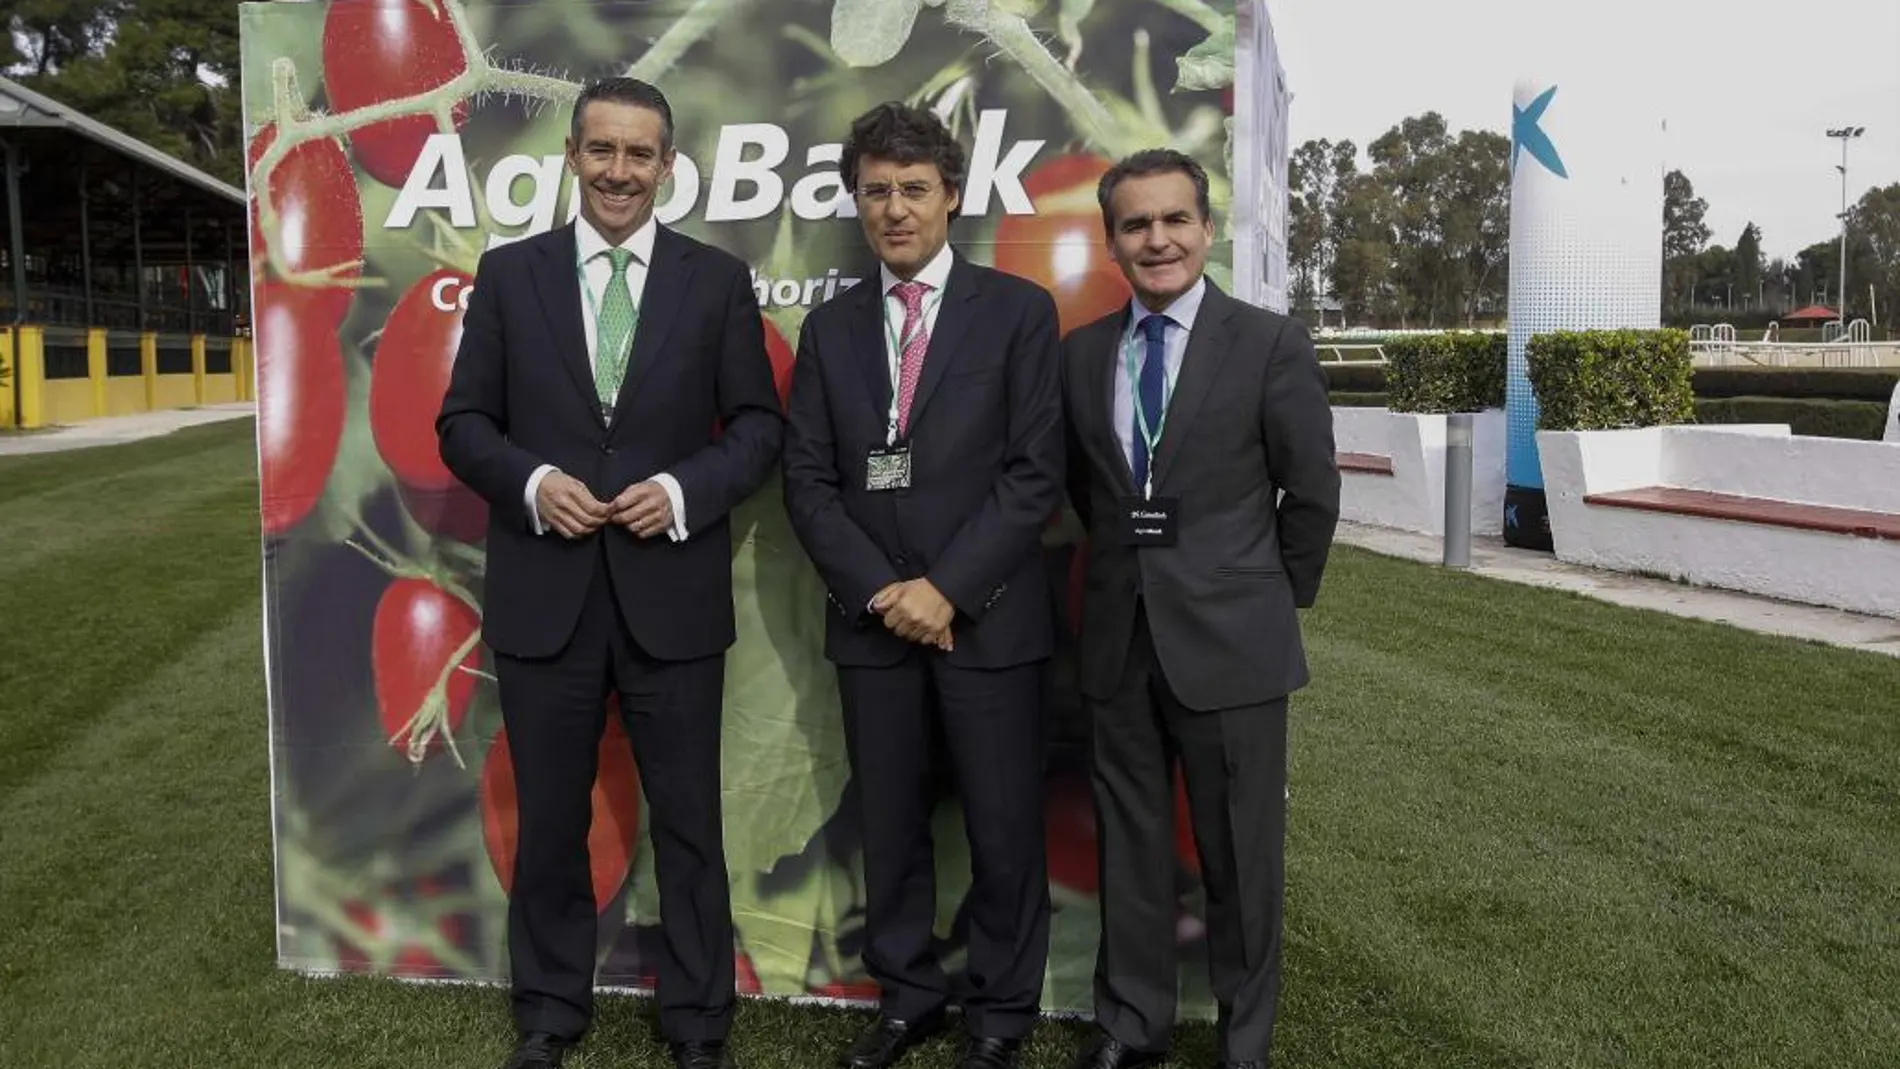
[836,651,1051,1039]
[492,544,734,1044]
[1088,602,1289,1063]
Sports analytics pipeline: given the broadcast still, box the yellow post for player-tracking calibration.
[141,332,157,412]
[236,337,253,401]
[18,324,45,429]
[88,328,107,418]
[0,327,14,428]
[191,334,207,405]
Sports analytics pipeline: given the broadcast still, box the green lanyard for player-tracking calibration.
[881,286,946,444]
[577,248,640,366]
[1123,315,1174,496]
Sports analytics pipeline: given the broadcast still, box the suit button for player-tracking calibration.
[602,444,616,455]
[893,555,908,566]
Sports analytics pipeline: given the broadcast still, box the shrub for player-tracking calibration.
[1694,397,1890,441]
[1525,329,1695,431]
[1383,332,1506,413]
[1328,391,1388,408]
[1691,367,1899,402]
[1321,363,1387,393]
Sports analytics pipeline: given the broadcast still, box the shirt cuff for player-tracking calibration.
[524,464,558,535]
[650,472,688,542]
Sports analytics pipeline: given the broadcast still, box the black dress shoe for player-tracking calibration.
[839,1014,943,1069]
[671,1040,734,1069]
[500,1032,570,1069]
[960,1035,1023,1069]
[1217,1061,1269,1069]
[1068,1032,1164,1069]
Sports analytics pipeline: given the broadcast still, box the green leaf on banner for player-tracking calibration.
[719,476,850,874]
[1057,0,1097,49]
[1205,258,1234,297]
[730,854,833,997]
[830,0,924,67]
[1173,23,1235,93]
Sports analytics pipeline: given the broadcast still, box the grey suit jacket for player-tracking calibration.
[1060,280,1340,711]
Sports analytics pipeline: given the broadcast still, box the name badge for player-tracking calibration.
[865,445,912,491]
[1116,495,1178,545]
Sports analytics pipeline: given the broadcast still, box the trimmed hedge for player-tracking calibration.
[1692,367,1899,402]
[1694,397,1891,441]
[1383,332,1506,413]
[1329,391,1388,408]
[1322,363,1388,393]
[1525,329,1695,432]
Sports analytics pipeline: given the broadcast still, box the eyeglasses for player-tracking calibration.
[854,182,938,204]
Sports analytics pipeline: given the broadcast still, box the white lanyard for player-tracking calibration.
[881,287,945,444]
[1123,315,1174,498]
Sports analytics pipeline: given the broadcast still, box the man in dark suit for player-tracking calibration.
[780,102,1065,1069]
[436,77,783,1069]
[1058,149,1340,1069]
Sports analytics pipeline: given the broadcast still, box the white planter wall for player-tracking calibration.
[1333,407,1506,537]
[1538,424,1900,619]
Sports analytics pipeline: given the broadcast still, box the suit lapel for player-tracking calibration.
[530,223,597,411]
[610,224,697,430]
[900,254,978,434]
[1150,282,1237,487]
[850,278,891,427]
[1089,311,1138,495]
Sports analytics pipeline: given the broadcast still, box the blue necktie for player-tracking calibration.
[1131,313,1170,490]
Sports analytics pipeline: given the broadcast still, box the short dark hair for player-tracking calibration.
[570,77,674,152]
[1097,149,1212,234]
[840,102,968,219]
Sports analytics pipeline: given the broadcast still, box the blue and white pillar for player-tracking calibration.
[1503,74,1665,549]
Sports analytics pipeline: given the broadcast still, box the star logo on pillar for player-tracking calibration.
[1505,503,1520,529]
[1512,85,1569,179]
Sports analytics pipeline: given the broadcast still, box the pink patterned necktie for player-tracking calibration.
[892,280,932,436]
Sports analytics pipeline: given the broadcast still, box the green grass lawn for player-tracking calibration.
[1,419,1896,1068]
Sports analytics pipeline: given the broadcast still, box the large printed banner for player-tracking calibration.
[241,0,1281,1014]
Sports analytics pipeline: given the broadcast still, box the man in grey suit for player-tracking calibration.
[1058,149,1340,1069]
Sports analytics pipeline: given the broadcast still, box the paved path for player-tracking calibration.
[6,405,1897,660]
[1336,521,1900,660]
[0,402,255,456]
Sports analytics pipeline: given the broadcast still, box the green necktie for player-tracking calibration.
[594,247,639,409]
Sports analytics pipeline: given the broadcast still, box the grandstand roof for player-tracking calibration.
[0,73,243,205]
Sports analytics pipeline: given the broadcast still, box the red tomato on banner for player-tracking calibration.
[481,705,643,913]
[993,154,1133,336]
[321,0,472,189]
[254,282,347,536]
[247,124,363,327]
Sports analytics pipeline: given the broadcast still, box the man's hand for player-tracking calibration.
[537,471,613,538]
[611,480,675,539]
[873,579,954,650]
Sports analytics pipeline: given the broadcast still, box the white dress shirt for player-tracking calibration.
[524,212,688,540]
[865,243,954,612]
[878,242,955,443]
[1113,275,1206,478]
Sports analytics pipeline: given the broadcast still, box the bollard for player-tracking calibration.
[1443,412,1473,568]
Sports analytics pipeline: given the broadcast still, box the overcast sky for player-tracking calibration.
[1266,0,1900,261]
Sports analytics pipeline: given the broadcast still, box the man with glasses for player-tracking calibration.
[438,76,784,1069]
[781,101,1066,1069]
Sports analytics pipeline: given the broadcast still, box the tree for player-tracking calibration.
[1732,223,1763,310]
[1848,183,1900,325]
[1663,169,1711,313]
[0,0,242,185]
[1298,112,1507,328]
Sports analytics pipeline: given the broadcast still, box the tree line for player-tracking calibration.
[1290,111,1900,330]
